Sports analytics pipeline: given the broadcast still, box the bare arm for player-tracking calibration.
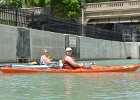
[42,56,55,64]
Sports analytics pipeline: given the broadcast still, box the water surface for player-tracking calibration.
[0,59,140,100]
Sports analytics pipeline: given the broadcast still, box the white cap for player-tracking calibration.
[66,47,72,51]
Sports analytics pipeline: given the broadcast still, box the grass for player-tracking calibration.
[0,20,17,26]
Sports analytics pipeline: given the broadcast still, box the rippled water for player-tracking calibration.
[0,59,140,100]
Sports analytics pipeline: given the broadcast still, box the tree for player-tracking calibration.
[45,0,81,20]
[0,0,46,7]
[0,0,22,7]
[26,0,46,7]
[44,0,114,19]
[0,0,119,20]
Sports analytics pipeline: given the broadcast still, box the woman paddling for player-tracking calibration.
[40,49,57,65]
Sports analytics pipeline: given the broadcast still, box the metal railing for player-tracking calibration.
[84,25,122,41]
[114,24,140,42]
[1,6,140,42]
[0,6,33,27]
[86,1,140,11]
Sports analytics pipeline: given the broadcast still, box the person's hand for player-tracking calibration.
[79,63,84,66]
[54,62,58,64]
[79,64,86,68]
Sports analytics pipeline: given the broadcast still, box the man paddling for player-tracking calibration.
[62,47,84,69]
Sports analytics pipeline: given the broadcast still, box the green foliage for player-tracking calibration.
[0,20,17,26]
[132,24,140,29]
[26,0,46,7]
[45,0,51,5]
[0,0,118,19]
[0,0,46,7]
[61,0,80,19]
[44,0,80,19]
[0,0,22,7]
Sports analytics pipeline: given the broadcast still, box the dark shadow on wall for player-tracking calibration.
[16,28,30,63]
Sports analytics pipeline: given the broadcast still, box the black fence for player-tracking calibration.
[114,24,140,42]
[27,14,82,36]
[84,25,122,41]
[0,6,32,27]
[0,6,140,42]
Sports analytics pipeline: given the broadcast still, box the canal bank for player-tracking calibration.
[0,24,139,63]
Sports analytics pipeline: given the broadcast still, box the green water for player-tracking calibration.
[0,59,140,100]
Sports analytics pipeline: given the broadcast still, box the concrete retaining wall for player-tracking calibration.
[0,24,139,63]
[30,29,65,60]
[0,25,18,62]
[79,37,131,60]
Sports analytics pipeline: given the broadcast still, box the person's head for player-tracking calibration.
[42,49,48,55]
[65,47,73,55]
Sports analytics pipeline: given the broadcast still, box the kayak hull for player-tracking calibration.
[1,64,140,73]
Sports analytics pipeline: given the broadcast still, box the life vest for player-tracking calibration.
[62,55,77,69]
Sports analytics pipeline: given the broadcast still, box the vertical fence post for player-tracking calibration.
[113,24,116,41]
[31,11,34,28]
[81,8,84,36]
[15,8,18,26]
[81,0,85,36]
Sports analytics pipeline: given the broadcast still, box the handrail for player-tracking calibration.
[86,1,140,11]
[21,7,50,15]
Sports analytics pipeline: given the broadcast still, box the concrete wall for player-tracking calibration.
[30,29,65,60]
[0,24,140,63]
[0,25,18,63]
[16,27,30,60]
[79,36,140,60]
[0,24,65,62]
[126,42,140,59]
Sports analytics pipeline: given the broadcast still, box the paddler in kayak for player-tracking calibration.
[62,47,84,69]
[40,49,57,66]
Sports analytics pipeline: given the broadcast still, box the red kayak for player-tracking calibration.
[0,64,140,73]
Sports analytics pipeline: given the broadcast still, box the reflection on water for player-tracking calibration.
[61,72,140,100]
[1,72,140,100]
[0,59,140,100]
